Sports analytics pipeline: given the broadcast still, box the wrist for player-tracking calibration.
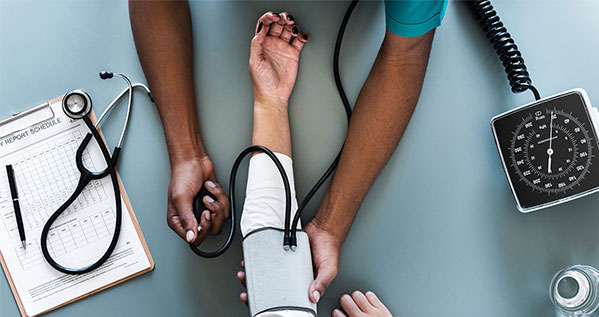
[254,94,289,111]
[312,187,365,245]
[167,136,207,167]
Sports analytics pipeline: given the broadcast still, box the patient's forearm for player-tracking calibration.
[129,0,205,166]
[252,100,292,158]
[313,29,435,243]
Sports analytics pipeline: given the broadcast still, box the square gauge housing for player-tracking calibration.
[491,89,599,212]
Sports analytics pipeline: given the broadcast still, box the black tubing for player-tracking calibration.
[189,145,293,256]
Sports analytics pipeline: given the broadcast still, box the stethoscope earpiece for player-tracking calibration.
[62,89,92,119]
[99,71,114,80]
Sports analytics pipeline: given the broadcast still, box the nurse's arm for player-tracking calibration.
[129,1,228,244]
[306,29,436,302]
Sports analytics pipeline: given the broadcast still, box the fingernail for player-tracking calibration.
[186,230,194,243]
[292,26,298,35]
[257,22,263,33]
[303,34,309,41]
[313,290,321,303]
[205,210,211,221]
[206,180,216,189]
[273,12,280,17]
[205,195,214,203]
[287,15,294,21]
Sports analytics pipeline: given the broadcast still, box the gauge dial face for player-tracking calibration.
[492,91,599,211]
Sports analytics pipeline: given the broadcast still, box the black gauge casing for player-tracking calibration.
[491,89,599,212]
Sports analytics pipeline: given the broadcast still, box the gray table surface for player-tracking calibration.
[1,0,598,316]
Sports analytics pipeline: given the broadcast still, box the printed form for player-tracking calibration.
[0,100,152,316]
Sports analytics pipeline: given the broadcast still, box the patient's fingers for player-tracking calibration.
[240,292,248,306]
[281,24,299,43]
[292,32,309,51]
[279,11,295,24]
[237,271,246,287]
[269,11,294,37]
[254,11,280,39]
[251,11,281,65]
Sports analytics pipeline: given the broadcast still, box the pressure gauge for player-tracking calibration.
[491,89,599,212]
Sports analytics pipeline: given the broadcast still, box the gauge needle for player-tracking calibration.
[538,136,557,144]
[547,111,554,174]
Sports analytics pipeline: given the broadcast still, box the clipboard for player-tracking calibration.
[0,96,154,317]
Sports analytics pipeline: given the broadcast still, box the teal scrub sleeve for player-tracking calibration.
[385,0,449,37]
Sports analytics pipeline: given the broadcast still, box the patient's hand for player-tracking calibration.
[250,11,309,106]
[333,291,393,317]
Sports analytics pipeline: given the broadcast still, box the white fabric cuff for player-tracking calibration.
[241,153,301,237]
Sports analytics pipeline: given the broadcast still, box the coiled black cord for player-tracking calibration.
[467,0,541,100]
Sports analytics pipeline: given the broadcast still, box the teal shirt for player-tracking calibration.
[385,0,448,37]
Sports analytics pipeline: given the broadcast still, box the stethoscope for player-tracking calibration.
[40,71,153,274]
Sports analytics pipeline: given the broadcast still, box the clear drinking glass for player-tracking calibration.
[550,265,599,317]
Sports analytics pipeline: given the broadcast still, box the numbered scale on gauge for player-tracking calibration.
[492,89,599,212]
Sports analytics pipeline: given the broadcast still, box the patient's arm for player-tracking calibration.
[237,10,310,306]
[129,1,229,245]
[249,11,308,155]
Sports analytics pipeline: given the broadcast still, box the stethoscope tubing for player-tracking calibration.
[40,116,123,274]
[41,74,152,274]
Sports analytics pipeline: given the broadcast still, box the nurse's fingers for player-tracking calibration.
[204,180,230,218]
[340,294,363,315]
[292,32,309,51]
[194,210,213,245]
[169,194,199,243]
[203,194,226,235]
[166,208,186,240]
[280,24,299,43]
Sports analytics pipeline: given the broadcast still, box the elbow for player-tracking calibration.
[377,28,435,66]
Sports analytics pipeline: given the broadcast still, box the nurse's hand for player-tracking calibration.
[305,221,342,304]
[250,11,309,107]
[167,156,230,244]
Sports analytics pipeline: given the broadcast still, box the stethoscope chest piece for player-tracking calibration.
[63,89,92,119]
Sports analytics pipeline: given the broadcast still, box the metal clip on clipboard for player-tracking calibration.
[0,102,56,141]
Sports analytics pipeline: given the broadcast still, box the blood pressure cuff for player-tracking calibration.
[242,228,316,317]
[385,0,448,37]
